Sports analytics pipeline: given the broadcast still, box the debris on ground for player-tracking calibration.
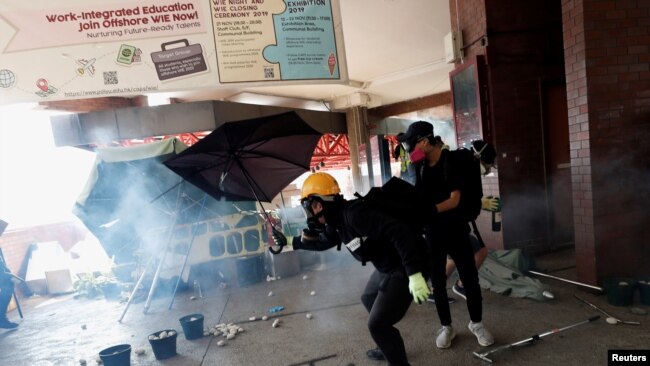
[81,324,87,330]
[630,307,647,315]
[134,348,145,355]
[268,291,273,297]
[310,291,316,296]
[79,359,86,365]
[302,275,309,280]
[269,306,284,313]
[272,319,281,328]
[209,323,245,341]
[306,313,313,319]
[149,330,176,340]
[262,315,269,321]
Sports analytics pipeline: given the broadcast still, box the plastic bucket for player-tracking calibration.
[148,329,178,360]
[603,278,636,306]
[638,279,650,306]
[99,344,131,366]
[179,313,204,340]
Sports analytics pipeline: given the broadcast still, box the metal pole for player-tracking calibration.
[118,255,154,323]
[169,195,208,310]
[574,294,640,325]
[473,316,600,363]
[143,213,179,314]
[12,291,23,319]
[527,270,604,292]
[233,157,284,254]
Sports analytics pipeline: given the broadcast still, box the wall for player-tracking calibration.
[451,0,567,252]
[563,0,650,282]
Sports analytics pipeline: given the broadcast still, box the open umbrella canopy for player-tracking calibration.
[74,138,256,264]
[163,111,322,203]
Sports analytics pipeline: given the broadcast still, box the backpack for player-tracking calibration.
[354,176,428,230]
[445,148,483,222]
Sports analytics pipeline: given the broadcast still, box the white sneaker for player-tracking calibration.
[436,325,456,349]
[468,321,494,346]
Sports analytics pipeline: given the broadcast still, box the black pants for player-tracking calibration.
[360,269,412,366]
[0,280,14,320]
[426,221,482,326]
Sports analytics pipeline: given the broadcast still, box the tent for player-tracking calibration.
[73,139,256,265]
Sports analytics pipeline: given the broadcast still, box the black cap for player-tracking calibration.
[397,121,434,145]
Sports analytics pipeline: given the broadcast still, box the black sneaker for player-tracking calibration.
[452,281,467,300]
[426,293,456,304]
[366,347,385,361]
[0,319,18,329]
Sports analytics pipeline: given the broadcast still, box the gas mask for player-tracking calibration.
[402,134,431,164]
[409,148,426,164]
[473,143,494,175]
[301,197,326,232]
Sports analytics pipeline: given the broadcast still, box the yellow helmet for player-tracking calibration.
[300,172,341,200]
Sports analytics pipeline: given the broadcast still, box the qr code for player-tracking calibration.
[103,71,118,85]
[264,67,274,79]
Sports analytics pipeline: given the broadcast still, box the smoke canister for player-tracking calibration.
[491,211,501,231]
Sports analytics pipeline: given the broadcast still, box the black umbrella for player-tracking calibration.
[163,111,322,253]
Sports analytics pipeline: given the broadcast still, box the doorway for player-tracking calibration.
[542,82,574,247]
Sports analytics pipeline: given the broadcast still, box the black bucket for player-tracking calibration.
[638,279,650,306]
[603,278,637,306]
[99,344,131,366]
[179,313,204,340]
[148,329,178,360]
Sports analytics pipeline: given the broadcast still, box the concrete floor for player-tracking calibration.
[1,247,648,366]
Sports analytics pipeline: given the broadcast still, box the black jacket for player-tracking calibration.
[295,198,426,276]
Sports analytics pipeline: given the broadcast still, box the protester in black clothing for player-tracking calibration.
[0,257,19,329]
[393,133,417,185]
[276,172,430,366]
[398,121,494,349]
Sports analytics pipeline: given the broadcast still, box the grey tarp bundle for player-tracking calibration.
[476,249,551,301]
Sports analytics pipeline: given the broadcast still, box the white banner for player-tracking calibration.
[0,0,347,105]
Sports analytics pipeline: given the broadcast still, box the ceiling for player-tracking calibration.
[159,0,455,110]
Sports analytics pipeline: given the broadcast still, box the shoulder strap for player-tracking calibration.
[470,220,485,248]
[341,201,367,266]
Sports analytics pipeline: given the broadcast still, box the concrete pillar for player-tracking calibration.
[345,106,369,193]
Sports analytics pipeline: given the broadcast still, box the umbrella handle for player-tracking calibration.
[268,226,286,255]
[269,245,284,255]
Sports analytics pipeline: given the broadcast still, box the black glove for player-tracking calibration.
[301,228,320,241]
[291,235,302,249]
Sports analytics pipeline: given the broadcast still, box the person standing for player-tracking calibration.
[276,172,430,366]
[393,133,417,185]
[0,255,19,329]
[398,121,494,349]
[444,140,498,300]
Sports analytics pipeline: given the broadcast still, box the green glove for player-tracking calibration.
[408,272,430,304]
[481,196,501,212]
